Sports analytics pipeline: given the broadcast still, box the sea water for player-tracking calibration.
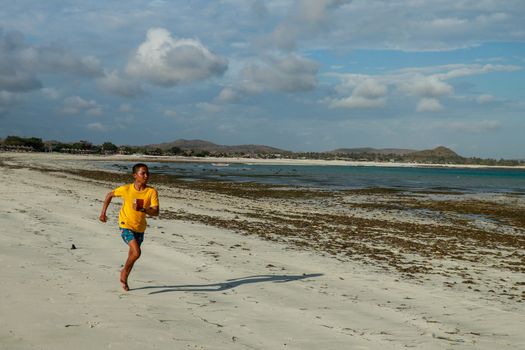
[102,161,525,194]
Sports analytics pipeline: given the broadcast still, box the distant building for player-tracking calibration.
[1,145,34,152]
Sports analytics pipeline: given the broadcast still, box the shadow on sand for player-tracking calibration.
[132,273,324,295]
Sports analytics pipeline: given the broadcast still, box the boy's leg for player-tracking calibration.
[120,239,141,291]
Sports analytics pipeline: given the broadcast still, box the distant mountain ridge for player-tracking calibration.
[331,145,464,162]
[144,139,289,154]
[408,146,461,158]
[143,140,463,161]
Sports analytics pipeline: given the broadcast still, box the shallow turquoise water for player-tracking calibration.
[103,161,525,193]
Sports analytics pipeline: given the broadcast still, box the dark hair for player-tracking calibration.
[132,163,149,174]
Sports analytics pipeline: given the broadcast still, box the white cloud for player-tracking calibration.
[86,122,107,131]
[62,96,102,116]
[251,0,269,19]
[119,103,133,113]
[163,109,178,118]
[416,98,443,112]
[97,71,144,97]
[41,87,60,99]
[0,73,42,92]
[1,30,103,96]
[353,79,387,99]
[126,27,228,86]
[326,1,525,51]
[435,64,521,80]
[268,0,348,50]
[399,76,454,98]
[115,114,136,125]
[330,79,387,109]
[217,123,237,133]
[86,106,103,116]
[476,94,495,104]
[474,12,509,25]
[216,87,241,103]
[331,95,386,109]
[0,91,21,112]
[1,31,41,92]
[22,45,103,77]
[216,54,319,103]
[0,90,17,103]
[329,63,518,111]
[196,102,223,114]
[241,54,319,93]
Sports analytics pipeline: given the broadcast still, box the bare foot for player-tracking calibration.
[120,271,129,291]
[120,279,129,291]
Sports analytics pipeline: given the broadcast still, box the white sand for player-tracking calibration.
[5,151,523,169]
[1,153,524,349]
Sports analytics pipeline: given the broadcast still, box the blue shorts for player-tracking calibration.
[120,228,144,246]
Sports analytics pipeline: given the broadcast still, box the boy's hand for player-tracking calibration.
[133,199,144,211]
[132,203,146,212]
[100,191,115,223]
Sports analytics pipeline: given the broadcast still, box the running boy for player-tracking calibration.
[99,163,159,291]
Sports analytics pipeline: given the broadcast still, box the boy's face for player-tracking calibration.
[133,166,149,184]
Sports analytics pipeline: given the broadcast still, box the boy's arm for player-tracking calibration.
[141,189,159,216]
[99,191,115,222]
[142,206,159,217]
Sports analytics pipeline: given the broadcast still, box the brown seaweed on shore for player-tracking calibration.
[160,202,525,301]
[161,207,524,272]
[67,168,334,199]
[404,199,525,227]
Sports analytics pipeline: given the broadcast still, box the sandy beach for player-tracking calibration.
[1,152,524,349]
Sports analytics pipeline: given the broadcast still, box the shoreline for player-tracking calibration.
[3,151,525,170]
[6,151,525,196]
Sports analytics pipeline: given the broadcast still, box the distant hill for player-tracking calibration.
[330,147,417,156]
[326,145,467,163]
[405,146,465,163]
[143,139,290,154]
[143,141,464,162]
[408,146,460,158]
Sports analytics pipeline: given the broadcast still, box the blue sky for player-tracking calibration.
[1,0,524,158]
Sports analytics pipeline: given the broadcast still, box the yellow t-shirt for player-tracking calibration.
[114,184,159,232]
